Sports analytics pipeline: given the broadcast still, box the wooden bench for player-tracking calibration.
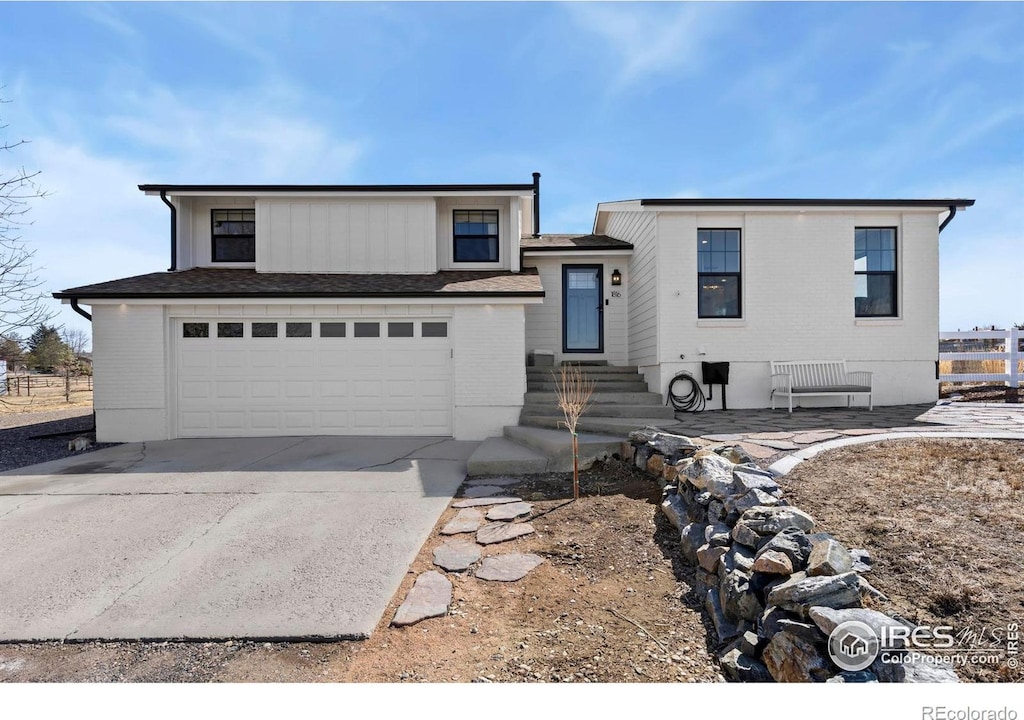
[770,360,872,413]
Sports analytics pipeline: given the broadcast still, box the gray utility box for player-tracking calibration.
[528,349,555,367]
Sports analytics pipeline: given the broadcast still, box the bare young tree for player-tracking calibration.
[1,93,53,337]
[553,364,596,501]
[61,326,90,358]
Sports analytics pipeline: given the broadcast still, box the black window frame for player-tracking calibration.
[697,228,742,319]
[211,208,256,263]
[854,227,898,318]
[452,209,500,263]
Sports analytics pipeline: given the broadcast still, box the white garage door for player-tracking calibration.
[174,317,452,437]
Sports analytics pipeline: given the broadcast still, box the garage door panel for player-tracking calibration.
[352,410,383,430]
[284,381,314,399]
[250,411,281,430]
[318,380,348,398]
[250,351,281,368]
[176,317,452,437]
[250,381,280,399]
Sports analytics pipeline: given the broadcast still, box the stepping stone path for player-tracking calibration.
[475,553,544,582]
[791,431,842,444]
[466,476,520,487]
[452,496,522,508]
[462,485,504,498]
[746,431,795,440]
[736,442,778,459]
[477,522,535,545]
[392,571,452,627]
[485,501,533,521]
[440,508,484,535]
[433,540,481,572]
[745,439,801,451]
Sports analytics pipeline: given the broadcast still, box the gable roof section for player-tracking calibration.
[519,234,633,251]
[139,183,535,196]
[54,268,544,300]
[636,198,975,208]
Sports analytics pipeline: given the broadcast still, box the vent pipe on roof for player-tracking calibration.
[938,204,957,233]
[532,172,541,238]
[160,190,177,271]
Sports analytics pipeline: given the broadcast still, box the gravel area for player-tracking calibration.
[0,407,117,473]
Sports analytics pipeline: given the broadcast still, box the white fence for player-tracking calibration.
[939,328,1022,388]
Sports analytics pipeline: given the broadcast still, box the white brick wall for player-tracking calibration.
[604,208,944,408]
[92,304,169,441]
[452,303,526,439]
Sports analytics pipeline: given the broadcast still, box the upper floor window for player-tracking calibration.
[453,210,499,262]
[697,229,741,318]
[854,227,897,317]
[212,209,256,262]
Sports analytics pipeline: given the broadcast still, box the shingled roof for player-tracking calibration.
[519,234,633,251]
[54,268,544,299]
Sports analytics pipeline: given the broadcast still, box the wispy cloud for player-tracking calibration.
[77,3,139,40]
[564,3,728,88]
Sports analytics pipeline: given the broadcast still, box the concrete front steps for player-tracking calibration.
[521,363,673,433]
[466,426,623,477]
[466,363,673,476]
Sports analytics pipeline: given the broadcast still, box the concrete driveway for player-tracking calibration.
[0,436,475,641]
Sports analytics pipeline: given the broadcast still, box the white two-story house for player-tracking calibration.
[55,175,972,443]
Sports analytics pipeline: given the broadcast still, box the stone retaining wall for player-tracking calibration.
[622,427,960,683]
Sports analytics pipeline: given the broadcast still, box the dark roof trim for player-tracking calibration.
[522,245,633,252]
[56,290,545,300]
[140,183,535,193]
[638,198,976,208]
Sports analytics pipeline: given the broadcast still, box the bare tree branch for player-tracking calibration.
[1,90,55,336]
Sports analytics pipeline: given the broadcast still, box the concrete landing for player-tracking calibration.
[520,414,681,437]
[503,425,622,473]
[467,437,549,477]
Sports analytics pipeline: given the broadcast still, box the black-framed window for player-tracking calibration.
[217,322,243,338]
[182,322,209,338]
[453,210,499,262]
[697,229,741,318]
[855,227,897,317]
[212,209,256,262]
[422,322,448,338]
[320,322,346,338]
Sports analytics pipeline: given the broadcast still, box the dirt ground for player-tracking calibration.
[939,383,1023,403]
[1,374,92,413]
[0,462,723,683]
[781,438,1024,683]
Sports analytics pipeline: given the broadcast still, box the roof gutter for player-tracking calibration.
[938,204,958,233]
[160,190,177,271]
[69,298,92,322]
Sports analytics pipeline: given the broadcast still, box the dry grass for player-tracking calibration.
[782,438,1024,682]
[1,375,93,413]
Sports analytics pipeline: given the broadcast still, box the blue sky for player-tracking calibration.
[1,1,1021,344]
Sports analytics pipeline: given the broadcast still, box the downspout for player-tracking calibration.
[70,298,92,322]
[160,190,177,271]
[938,204,957,233]
[532,172,541,238]
[68,298,96,434]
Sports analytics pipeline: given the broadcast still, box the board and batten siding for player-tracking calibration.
[255,199,437,273]
[653,209,942,408]
[604,211,658,368]
[524,256,628,366]
[436,196,513,271]
[92,304,169,442]
[177,196,257,269]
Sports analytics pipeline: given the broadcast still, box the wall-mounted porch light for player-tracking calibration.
[611,268,622,286]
